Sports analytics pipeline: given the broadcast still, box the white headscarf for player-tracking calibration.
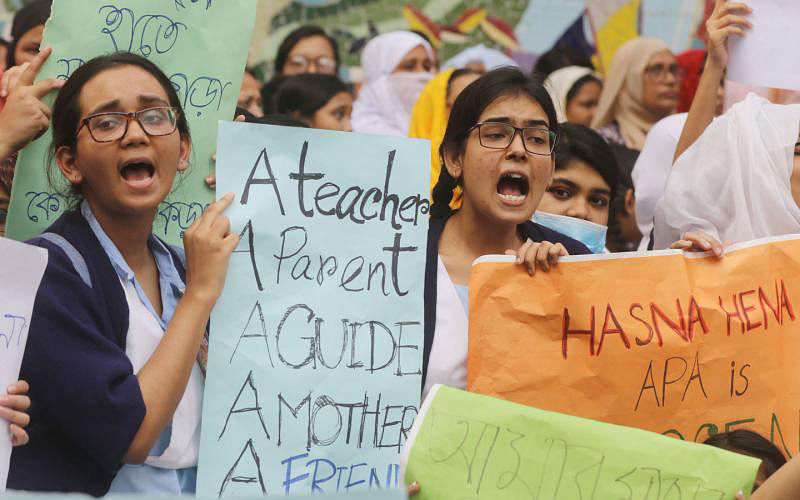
[652,94,800,248]
[352,31,434,136]
[443,43,518,71]
[544,66,599,123]
[631,112,687,249]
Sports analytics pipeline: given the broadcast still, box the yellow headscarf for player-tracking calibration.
[409,68,462,209]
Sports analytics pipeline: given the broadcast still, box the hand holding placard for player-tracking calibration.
[727,0,800,90]
[705,0,752,70]
[468,236,800,458]
[0,381,31,447]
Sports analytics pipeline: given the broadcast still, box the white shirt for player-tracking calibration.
[422,257,468,401]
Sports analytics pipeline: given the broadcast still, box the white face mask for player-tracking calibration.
[532,211,608,254]
[387,72,432,114]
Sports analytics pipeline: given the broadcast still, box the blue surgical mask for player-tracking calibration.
[532,211,607,254]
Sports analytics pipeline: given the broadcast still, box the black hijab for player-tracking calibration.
[7,0,51,69]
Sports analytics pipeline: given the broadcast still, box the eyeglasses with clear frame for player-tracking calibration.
[467,121,558,155]
[643,63,684,81]
[77,107,179,143]
[286,54,337,74]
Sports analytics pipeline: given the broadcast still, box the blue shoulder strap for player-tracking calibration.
[33,232,93,288]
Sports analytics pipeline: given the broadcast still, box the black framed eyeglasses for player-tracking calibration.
[468,121,557,155]
[77,107,179,143]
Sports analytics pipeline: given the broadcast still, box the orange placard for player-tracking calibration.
[467,236,800,456]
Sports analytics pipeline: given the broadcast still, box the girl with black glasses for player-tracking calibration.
[421,67,590,399]
[8,52,237,495]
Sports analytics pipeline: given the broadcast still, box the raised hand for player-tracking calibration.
[706,0,752,69]
[0,47,64,160]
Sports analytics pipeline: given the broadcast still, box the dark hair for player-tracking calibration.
[446,68,480,99]
[274,25,340,75]
[555,123,618,200]
[275,73,348,119]
[48,52,191,198]
[432,66,559,219]
[260,74,288,115]
[7,0,51,68]
[565,73,602,107]
[243,66,258,80]
[234,106,259,124]
[258,114,309,128]
[531,46,593,81]
[605,143,638,252]
[704,430,787,479]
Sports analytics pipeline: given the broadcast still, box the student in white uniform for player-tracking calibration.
[421,68,591,400]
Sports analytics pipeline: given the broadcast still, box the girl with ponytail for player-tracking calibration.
[422,67,591,398]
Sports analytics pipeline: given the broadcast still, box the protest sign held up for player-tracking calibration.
[0,238,47,491]
[196,122,430,496]
[468,236,800,456]
[403,385,759,499]
[5,0,255,244]
[727,0,800,91]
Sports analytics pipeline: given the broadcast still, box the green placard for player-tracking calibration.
[404,385,760,499]
[6,0,255,245]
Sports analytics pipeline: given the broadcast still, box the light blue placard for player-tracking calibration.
[197,122,429,497]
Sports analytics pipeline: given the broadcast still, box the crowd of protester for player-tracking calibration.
[0,0,799,497]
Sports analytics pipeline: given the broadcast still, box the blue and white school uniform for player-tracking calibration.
[9,202,203,495]
[78,202,204,494]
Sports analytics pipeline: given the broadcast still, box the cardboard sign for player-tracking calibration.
[403,385,759,499]
[468,236,800,456]
[6,0,255,244]
[0,238,47,490]
[196,123,429,496]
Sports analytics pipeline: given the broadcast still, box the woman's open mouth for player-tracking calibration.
[496,172,529,206]
[120,160,156,189]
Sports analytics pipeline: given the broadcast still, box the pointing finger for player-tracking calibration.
[19,47,53,87]
[30,78,65,99]
[198,192,235,229]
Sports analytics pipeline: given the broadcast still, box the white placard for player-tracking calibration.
[0,238,47,491]
[728,0,800,90]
